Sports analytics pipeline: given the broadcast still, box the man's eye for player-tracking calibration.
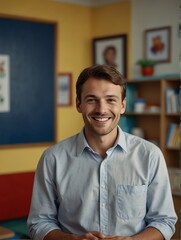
[108,98,116,103]
[87,98,96,103]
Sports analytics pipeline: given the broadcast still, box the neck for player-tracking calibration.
[84,128,118,159]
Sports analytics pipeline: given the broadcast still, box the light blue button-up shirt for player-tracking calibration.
[28,127,177,240]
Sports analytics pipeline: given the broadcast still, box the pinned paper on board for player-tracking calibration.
[0,54,10,112]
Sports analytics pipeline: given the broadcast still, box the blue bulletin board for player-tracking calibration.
[0,17,56,145]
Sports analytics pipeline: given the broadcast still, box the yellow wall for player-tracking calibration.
[91,1,131,78]
[0,0,131,174]
[91,1,131,37]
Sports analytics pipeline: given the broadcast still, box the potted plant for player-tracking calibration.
[136,59,155,76]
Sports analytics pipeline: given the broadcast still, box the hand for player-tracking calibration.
[80,231,106,240]
[104,237,132,240]
[80,232,132,240]
[44,229,132,240]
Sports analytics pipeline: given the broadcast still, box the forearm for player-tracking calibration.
[43,229,80,240]
[132,227,164,240]
[99,227,164,240]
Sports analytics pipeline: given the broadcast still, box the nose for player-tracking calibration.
[95,100,107,114]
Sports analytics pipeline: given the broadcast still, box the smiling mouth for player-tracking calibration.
[92,117,111,122]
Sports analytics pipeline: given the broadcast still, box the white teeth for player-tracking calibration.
[94,117,109,122]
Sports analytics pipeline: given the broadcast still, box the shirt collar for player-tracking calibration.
[116,126,127,153]
[76,126,127,156]
[76,129,89,156]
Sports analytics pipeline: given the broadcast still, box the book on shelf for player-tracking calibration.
[165,87,180,113]
[119,115,136,133]
[166,123,180,149]
[126,84,137,112]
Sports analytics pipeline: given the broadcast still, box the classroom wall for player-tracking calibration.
[0,0,91,173]
[0,0,131,173]
[131,0,180,77]
[91,1,131,78]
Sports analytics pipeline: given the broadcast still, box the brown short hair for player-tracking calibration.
[76,64,127,101]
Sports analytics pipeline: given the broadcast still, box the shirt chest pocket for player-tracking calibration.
[117,185,147,220]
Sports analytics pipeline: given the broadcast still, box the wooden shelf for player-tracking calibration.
[125,111,160,116]
[166,147,180,151]
[165,113,181,117]
[124,78,180,166]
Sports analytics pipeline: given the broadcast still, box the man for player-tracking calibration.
[28,65,177,240]
[103,46,117,68]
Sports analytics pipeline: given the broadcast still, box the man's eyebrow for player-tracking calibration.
[84,95,97,99]
[106,95,119,99]
[84,95,119,99]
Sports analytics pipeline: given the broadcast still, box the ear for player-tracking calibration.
[120,97,126,114]
[76,98,82,113]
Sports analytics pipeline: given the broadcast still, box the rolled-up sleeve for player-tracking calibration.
[27,151,61,240]
[145,148,177,240]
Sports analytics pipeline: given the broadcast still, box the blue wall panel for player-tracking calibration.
[0,18,55,145]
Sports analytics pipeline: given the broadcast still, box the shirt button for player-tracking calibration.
[101,184,106,189]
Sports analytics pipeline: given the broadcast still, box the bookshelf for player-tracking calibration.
[120,77,181,238]
[121,77,180,166]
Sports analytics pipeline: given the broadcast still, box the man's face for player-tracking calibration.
[105,49,116,64]
[76,78,126,138]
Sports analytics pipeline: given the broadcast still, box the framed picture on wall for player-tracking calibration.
[144,26,171,63]
[93,34,127,77]
[57,73,72,106]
